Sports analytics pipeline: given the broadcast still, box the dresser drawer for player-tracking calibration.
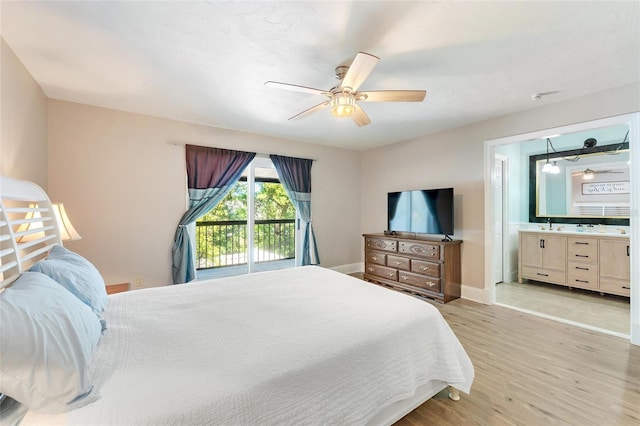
[398,241,440,259]
[365,251,386,266]
[567,261,598,290]
[398,271,441,292]
[522,266,566,285]
[410,259,441,277]
[568,237,598,262]
[598,278,630,297]
[387,255,410,271]
[365,264,398,281]
[365,238,397,253]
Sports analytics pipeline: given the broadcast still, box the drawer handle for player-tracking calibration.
[622,286,630,290]
[575,279,589,283]
[575,255,589,258]
[420,265,430,271]
[536,273,549,277]
[575,266,589,271]
[575,242,589,245]
[394,261,401,266]
[371,256,378,261]
[367,267,374,272]
[387,272,395,277]
[426,281,435,287]
[400,275,408,281]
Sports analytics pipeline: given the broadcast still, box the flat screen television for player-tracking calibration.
[387,188,454,239]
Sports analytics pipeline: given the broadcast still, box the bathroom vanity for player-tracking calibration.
[518,229,630,297]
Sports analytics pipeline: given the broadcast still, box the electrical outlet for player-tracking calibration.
[134,277,144,288]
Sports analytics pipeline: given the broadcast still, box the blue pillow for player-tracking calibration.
[30,245,107,317]
[0,272,102,413]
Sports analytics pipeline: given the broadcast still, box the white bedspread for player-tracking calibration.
[22,266,473,425]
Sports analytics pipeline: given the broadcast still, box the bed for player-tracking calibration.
[0,176,474,425]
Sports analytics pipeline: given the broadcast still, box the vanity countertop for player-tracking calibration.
[518,228,629,238]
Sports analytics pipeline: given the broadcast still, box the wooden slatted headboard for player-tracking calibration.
[0,176,62,289]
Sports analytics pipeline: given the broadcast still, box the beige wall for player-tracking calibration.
[361,83,640,291]
[4,38,638,296]
[47,100,362,287]
[0,39,48,188]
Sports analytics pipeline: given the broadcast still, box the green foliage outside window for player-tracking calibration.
[196,180,296,268]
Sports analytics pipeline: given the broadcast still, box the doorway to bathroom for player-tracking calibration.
[484,113,639,344]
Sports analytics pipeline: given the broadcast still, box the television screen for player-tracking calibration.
[387,188,454,236]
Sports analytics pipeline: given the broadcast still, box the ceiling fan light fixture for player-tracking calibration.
[330,93,355,118]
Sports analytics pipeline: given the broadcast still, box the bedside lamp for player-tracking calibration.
[17,203,81,242]
[52,203,82,241]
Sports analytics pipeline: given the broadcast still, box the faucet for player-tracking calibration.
[547,217,552,230]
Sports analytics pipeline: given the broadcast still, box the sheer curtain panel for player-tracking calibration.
[270,155,320,266]
[172,145,256,284]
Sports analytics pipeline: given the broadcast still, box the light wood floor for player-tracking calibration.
[394,298,640,426]
[496,280,630,335]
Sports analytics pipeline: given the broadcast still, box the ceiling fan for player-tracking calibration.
[264,52,426,127]
[572,168,625,179]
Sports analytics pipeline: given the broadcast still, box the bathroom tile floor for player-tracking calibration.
[496,280,630,335]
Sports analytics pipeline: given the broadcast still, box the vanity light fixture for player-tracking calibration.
[541,138,560,174]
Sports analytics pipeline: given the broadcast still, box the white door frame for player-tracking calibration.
[493,154,509,285]
[483,112,640,345]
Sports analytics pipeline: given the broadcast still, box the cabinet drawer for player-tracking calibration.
[568,237,598,262]
[365,238,397,253]
[522,266,566,285]
[365,251,386,266]
[598,278,630,297]
[387,255,410,271]
[365,264,398,281]
[398,241,440,259]
[410,259,441,277]
[398,271,441,292]
[567,261,598,290]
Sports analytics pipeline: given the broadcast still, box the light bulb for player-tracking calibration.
[330,93,355,118]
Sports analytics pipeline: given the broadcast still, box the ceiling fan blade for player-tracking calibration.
[265,81,330,97]
[340,52,380,92]
[351,104,371,127]
[359,90,426,102]
[288,101,331,121]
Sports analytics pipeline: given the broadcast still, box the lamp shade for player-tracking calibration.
[18,203,82,242]
[330,93,355,117]
[53,203,82,241]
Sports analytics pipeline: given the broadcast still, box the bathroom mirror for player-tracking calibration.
[529,130,630,225]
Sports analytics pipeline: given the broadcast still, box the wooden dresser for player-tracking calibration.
[362,233,462,303]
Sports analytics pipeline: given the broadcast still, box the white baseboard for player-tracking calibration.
[632,321,640,346]
[461,285,491,304]
[330,262,363,275]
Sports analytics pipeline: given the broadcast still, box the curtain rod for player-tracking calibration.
[166,140,316,161]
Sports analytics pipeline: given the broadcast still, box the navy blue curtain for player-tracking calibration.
[172,145,255,284]
[270,155,320,265]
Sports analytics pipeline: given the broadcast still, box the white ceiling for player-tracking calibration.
[2,1,639,151]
